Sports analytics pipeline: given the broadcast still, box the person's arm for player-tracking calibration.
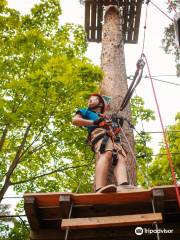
[72,114,94,127]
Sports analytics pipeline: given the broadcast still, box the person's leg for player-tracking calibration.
[95,151,112,190]
[114,153,128,185]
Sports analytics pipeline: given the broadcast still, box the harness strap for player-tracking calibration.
[99,134,109,154]
[91,132,105,146]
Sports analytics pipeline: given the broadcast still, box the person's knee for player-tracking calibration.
[104,150,112,159]
[97,150,112,162]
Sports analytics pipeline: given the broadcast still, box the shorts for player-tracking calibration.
[90,128,126,157]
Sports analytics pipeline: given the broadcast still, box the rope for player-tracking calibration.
[142,1,149,54]
[151,200,160,240]
[150,1,173,22]
[143,53,180,208]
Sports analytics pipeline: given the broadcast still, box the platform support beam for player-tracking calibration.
[24,196,41,230]
[59,194,71,218]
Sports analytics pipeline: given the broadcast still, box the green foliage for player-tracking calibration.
[131,96,155,187]
[162,1,180,76]
[0,0,102,237]
[7,219,29,240]
[131,96,155,125]
[148,112,180,186]
[0,204,11,239]
[0,0,102,198]
[0,219,29,240]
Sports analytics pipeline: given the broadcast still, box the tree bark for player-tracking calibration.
[0,125,31,202]
[0,125,8,152]
[100,6,136,184]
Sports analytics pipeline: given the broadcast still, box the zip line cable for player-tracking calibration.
[145,74,178,77]
[138,152,180,158]
[128,75,180,86]
[143,53,180,208]
[144,76,180,86]
[150,1,173,22]
[143,130,180,134]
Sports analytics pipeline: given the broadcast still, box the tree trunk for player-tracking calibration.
[100,6,136,184]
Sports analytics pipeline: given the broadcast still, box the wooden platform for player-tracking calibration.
[84,0,143,43]
[24,185,180,240]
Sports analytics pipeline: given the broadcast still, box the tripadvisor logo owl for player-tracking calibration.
[135,227,143,235]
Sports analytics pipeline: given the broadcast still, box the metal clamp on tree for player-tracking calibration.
[174,12,180,47]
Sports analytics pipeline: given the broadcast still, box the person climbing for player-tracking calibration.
[72,93,132,193]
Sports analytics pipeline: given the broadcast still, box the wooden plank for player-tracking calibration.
[127,0,135,42]
[96,0,103,42]
[132,0,142,43]
[122,0,128,42]
[71,188,152,205]
[83,0,143,43]
[61,213,163,230]
[24,192,71,207]
[24,197,41,230]
[85,0,91,40]
[90,0,97,40]
[23,185,180,207]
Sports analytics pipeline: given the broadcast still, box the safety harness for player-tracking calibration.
[88,114,124,166]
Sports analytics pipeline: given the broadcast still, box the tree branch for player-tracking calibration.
[10,164,87,185]
[0,125,8,152]
[0,125,31,202]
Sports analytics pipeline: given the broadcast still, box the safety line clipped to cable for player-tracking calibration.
[150,1,173,22]
[143,53,180,208]
[120,57,145,111]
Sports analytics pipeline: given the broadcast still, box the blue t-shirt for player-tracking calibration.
[76,108,100,133]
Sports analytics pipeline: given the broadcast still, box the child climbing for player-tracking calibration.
[72,93,133,193]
